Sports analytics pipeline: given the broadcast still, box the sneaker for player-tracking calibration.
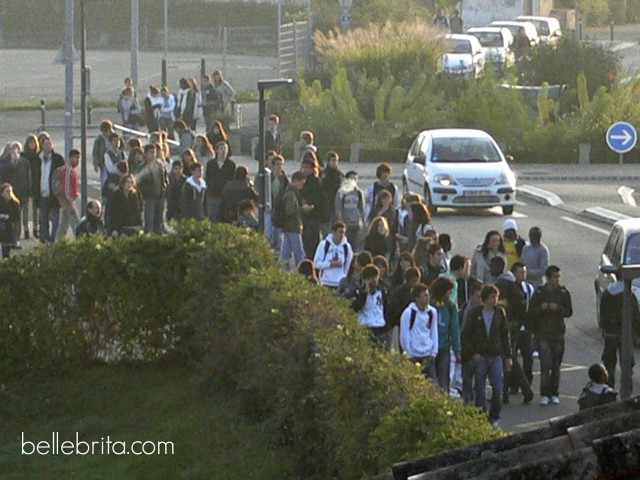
[449,388,461,399]
[551,395,560,405]
[539,395,550,406]
[490,419,500,429]
[532,351,539,358]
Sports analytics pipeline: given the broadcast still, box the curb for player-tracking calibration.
[517,185,563,206]
[581,207,631,226]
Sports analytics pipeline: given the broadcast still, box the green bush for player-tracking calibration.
[521,38,620,113]
[0,222,498,479]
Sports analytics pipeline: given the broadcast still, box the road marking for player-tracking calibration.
[512,211,527,218]
[612,42,636,52]
[515,200,527,206]
[561,216,609,235]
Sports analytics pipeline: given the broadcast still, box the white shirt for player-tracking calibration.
[40,152,52,197]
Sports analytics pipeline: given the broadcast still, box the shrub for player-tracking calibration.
[0,222,498,479]
[521,37,620,113]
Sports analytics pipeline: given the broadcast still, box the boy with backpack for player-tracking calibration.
[578,364,617,411]
[313,222,353,289]
[399,283,439,380]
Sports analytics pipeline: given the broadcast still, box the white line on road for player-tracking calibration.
[515,200,527,206]
[561,216,609,235]
[612,42,636,51]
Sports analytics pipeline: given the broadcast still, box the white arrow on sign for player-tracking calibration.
[611,130,634,145]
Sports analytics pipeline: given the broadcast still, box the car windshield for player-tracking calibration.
[531,20,550,35]
[474,32,503,47]
[430,137,501,163]
[444,39,472,54]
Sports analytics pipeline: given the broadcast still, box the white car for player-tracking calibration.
[440,34,486,78]
[489,20,540,47]
[466,27,515,71]
[403,129,516,215]
[515,16,562,46]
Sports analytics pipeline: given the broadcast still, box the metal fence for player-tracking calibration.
[279,20,311,79]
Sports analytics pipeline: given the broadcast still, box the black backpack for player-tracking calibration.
[409,308,434,330]
[322,239,349,262]
[271,189,287,229]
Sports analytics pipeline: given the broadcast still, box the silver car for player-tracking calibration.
[466,27,515,72]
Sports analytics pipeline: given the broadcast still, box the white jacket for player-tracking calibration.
[399,303,439,359]
[313,233,353,288]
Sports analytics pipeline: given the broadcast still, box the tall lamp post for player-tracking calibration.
[80,0,88,210]
[257,79,293,232]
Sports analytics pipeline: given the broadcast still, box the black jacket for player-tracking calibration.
[462,305,511,362]
[300,174,328,223]
[32,151,65,207]
[205,157,235,199]
[599,282,640,336]
[529,284,573,340]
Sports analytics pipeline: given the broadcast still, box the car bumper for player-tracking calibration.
[430,186,516,208]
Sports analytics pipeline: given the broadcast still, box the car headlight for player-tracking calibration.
[496,171,515,185]
[434,174,457,186]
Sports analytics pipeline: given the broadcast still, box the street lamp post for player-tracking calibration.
[80,0,88,210]
[257,79,293,232]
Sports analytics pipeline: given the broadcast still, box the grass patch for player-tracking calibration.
[0,364,296,479]
[0,100,116,112]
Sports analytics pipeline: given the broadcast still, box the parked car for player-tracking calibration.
[466,26,515,72]
[489,20,540,47]
[515,15,562,46]
[595,218,640,326]
[440,34,486,78]
[402,128,516,216]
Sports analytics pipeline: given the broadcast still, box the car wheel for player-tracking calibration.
[502,205,514,215]
[424,185,438,216]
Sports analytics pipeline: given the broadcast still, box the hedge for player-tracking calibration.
[0,222,498,479]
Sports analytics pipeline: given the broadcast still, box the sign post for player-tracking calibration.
[606,121,637,164]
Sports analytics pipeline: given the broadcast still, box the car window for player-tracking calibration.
[603,227,620,262]
[409,137,421,157]
[625,233,640,264]
[533,21,550,36]
[611,229,624,267]
[431,137,501,163]
[475,32,503,47]
[444,39,471,54]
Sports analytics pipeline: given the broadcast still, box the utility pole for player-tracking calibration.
[64,0,74,159]
[131,0,139,86]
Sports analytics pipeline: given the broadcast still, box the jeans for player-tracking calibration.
[505,327,533,396]
[280,232,305,272]
[207,198,223,223]
[346,223,361,251]
[411,356,436,382]
[143,197,164,234]
[462,360,475,405]
[539,338,565,397]
[516,329,534,385]
[473,355,504,421]
[602,334,634,390]
[436,349,451,391]
[38,197,59,243]
[302,219,321,260]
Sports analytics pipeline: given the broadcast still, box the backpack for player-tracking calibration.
[51,166,65,199]
[409,308,434,330]
[271,189,287,229]
[322,239,349,262]
[341,188,364,214]
[578,384,617,411]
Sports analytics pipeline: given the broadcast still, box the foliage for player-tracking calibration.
[315,22,442,84]
[0,222,498,479]
[312,0,435,34]
[520,37,620,113]
[450,76,537,152]
[209,270,497,478]
[0,365,296,479]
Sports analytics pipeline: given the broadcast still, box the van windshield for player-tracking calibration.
[430,137,502,163]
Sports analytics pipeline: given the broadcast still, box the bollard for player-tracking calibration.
[610,20,614,41]
[40,99,46,129]
[200,58,205,80]
[161,58,167,87]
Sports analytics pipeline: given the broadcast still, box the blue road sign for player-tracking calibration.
[606,122,638,154]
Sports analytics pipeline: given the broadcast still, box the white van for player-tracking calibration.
[402,128,516,215]
[515,16,562,46]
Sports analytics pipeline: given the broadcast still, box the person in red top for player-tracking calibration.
[55,149,80,241]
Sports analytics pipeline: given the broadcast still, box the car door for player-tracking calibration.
[406,134,428,194]
[596,225,623,322]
